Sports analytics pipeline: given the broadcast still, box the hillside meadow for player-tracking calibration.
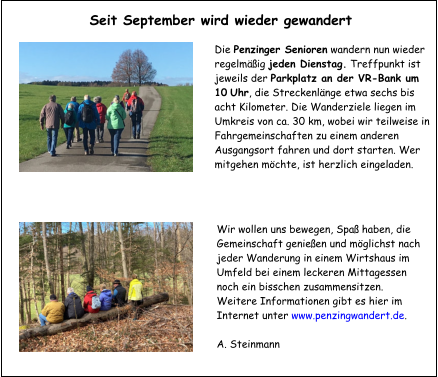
[19,85,193,172]
[149,86,193,172]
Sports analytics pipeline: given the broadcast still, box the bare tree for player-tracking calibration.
[117,222,128,278]
[42,222,54,295]
[111,50,133,85]
[30,227,40,316]
[78,222,89,284]
[89,222,95,286]
[132,49,156,86]
[58,223,65,302]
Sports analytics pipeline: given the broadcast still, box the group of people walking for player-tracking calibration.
[38,275,144,326]
[39,89,145,157]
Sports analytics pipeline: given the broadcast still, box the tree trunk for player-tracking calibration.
[89,222,95,286]
[58,222,65,302]
[40,263,45,309]
[161,222,165,249]
[22,278,31,323]
[154,223,158,293]
[30,230,40,317]
[19,293,169,340]
[67,222,71,287]
[19,276,24,325]
[113,223,116,273]
[117,222,128,278]
[42,222,54,295]
[78,222,89,283]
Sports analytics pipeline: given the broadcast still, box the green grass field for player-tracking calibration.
[19,85,193,171]
[19,85,138,163]
[149,86,193,172]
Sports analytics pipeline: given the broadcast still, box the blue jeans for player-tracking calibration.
[130,113,142,137]
[82,128,96,152]
[39,313,48,326]
[63,127,74,146]
[96,123,105,140]
[109,129,123,155]
[47,128,59,155]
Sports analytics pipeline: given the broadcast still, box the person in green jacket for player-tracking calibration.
[105,97,126,156]
[128,274,143,320]
[63,103,77,149]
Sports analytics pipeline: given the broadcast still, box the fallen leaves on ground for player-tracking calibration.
[19,305,193,352]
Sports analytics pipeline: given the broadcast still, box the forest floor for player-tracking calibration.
[19,305,193,352]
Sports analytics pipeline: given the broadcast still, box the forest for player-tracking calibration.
[18,222,193,352]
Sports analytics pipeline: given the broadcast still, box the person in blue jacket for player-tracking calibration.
[77,95,100,155]
[63,103,77,149]
[64,96,81,143]
[99,284,113,311]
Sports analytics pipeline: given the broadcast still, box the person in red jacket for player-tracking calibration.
[83,286,101,313]
[94,96,107,143]
[127,91,145,139]
[123,89,131,110]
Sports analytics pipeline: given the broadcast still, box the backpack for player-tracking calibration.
[91,295,101,310]
[65,110,75,126]
[81,103,94,123]
[124,93,130,100]
[131,98,142,113]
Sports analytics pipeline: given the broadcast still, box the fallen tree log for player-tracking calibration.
[19,293,169,340]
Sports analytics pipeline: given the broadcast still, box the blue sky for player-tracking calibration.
[19,42,193,86]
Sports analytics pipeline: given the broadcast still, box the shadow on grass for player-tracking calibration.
[20,115,39,121]
[149,136,193,142]
[53,153,151,158]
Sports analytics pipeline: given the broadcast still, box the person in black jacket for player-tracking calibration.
[64,287,85,320]
[111,279,127,307]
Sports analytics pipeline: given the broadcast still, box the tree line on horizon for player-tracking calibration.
[25,80,168,87]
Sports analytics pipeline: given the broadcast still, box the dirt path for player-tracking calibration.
[19,86,161,172]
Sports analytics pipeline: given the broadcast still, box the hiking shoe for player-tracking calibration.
[66,145,70,149]
[85,150,88,155]
[90,146,94,155]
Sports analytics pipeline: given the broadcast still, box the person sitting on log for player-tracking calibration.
[64,287,85,320]
[128,274,143,320]
[83,286,101,313]
[99,283,112,311]
[39,294,65,326]
[111,279,127,307]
